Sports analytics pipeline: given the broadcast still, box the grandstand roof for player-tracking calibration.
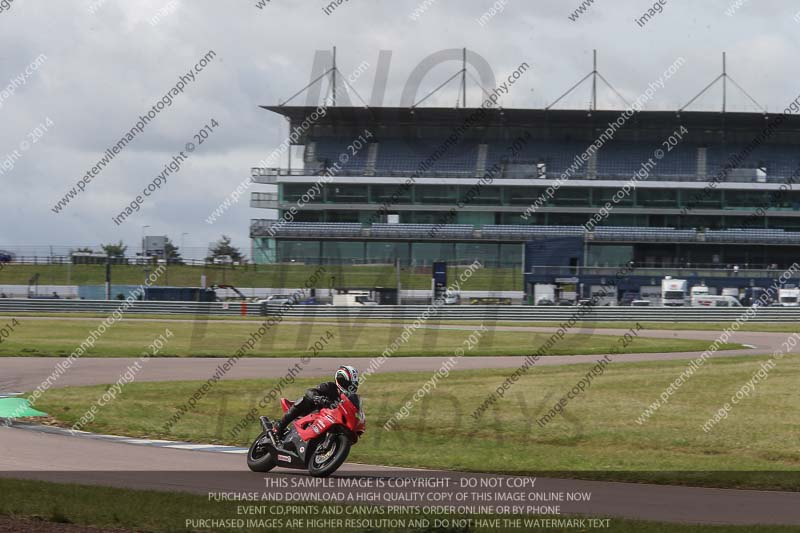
[262,105,800,136]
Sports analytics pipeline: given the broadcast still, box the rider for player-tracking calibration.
[272,365,359,437]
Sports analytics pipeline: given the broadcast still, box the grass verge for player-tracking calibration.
[36,355,800,490]
[0,318,735,357]
[3,313,799,333]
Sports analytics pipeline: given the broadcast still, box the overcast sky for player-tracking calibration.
[2,0,800,258]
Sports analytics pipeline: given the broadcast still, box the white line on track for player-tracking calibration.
[11,423,248,454]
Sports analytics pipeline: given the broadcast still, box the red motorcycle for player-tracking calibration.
[247,393,365,477]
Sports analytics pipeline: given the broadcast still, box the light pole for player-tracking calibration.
[141,225,150,263]
[181,232,189,263]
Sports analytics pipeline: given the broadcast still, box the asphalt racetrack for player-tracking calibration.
[2,424,800,526]
[1,324,798,526]
[0,324,776,392]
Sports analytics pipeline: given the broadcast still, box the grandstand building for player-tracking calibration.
[250,106,800,292]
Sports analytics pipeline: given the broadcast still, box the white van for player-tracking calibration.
[692,295,742,307]
[332,291,378,306]
[661,278,688,306]
[778,287,800,307]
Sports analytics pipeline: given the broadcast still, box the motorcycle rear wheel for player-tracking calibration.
[247,432,277,472]
[308,432,351,477]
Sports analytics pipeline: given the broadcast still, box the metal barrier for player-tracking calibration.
[1,299,799,321]
[0,299,258,317]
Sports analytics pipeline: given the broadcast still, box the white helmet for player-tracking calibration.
[335,365,359,394]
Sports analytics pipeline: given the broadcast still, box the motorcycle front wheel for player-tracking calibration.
[307,432,351,477]
[247,432,277,472]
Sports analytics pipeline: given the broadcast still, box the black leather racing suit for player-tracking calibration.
[275,381,340,434]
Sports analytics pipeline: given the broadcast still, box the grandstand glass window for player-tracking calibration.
[548,213,596,225]
[604,214,639,227]
[326,211,360,223]
[663,215,690,228]
[452,243,522,268]
[594,187,634,207]
[765,190,800,210]
[417,185,458,204]
[646,214,669,228]
[782,191,800,210]
[723,216,762,229]
[322,241,365,264]
[276,241,320,263]
[504,187,542,206]
[499,244,524,268]
[770,218,800,231]
[455,243,498,262]
[684,189,722,209]
[637,189,677,208]
[411,242,457,266]
[366,242,410,264]
[328,184,368,203]
[587,245,633,267]
[292,210,323,222]
[459,185,501,205]
[456,211,493,227]
[724,190,770,209]
[282,184,318,203]
[400,211,440,224]
[370,184,411,204]
[499,212,544,225]
[252,238,275,263]
[551,187,591,207]
[680,215,722,230]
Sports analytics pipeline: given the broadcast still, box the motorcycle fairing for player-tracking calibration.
[294,407,343,441]
[256,418,310,468]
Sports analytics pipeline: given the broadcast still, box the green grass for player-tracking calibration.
[0,318,734,357]
[3,312,798,333]
[37,354,800,490]
[0,478,788,532]
[0,263,522,290]
[597,321,800,333]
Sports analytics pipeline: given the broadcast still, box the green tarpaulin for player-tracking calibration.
[0,398,47,418]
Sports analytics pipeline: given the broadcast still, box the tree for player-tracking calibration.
[70,247,94,256]
[101,241,127,258]
[207,235,243,262]
[164,238,184,265]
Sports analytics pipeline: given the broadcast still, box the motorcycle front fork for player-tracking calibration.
[318,433,334,452]
[259,416,278,446]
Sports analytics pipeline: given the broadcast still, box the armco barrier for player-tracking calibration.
[1,299,800,321]
[0,299,258,317]
[265,305,800,322]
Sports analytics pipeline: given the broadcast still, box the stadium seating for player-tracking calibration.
[480,225,585,238]
[705,144,800,183]
[593,226,697,242]
[596,141,697,178]
[705,228,800,244]
[311,139,370,173]
[373,140,479,177]
[307,136,800,183]
[252,221,364,238]
[371,223,475,239]
[485,140,588,179]
[254,220,800,245]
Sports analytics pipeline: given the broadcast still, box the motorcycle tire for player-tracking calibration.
[247,432,277,472]
[308,432,351,477]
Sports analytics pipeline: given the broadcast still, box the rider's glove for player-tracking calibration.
[312,395,328,406]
